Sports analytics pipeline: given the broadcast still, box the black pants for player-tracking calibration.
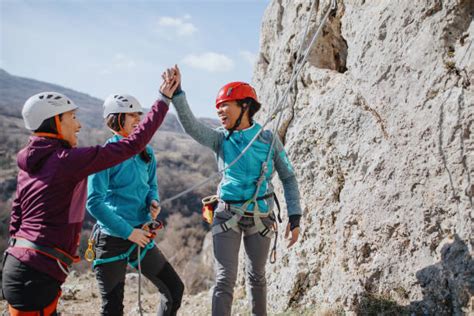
[2,254,61,314]
[94,233,184,316]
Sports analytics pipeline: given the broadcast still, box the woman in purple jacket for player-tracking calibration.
[1,77,179,315]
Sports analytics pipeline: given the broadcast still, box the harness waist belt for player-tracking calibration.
[9,238,78,266]
[224,192,282,223]
[224,192,274,205]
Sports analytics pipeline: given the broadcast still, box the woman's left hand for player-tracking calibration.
[285,223,300,248]
[150,200,161,219]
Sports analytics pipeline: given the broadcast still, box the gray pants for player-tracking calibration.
[212,202,275,316]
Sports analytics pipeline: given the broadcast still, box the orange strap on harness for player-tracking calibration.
[8,291,61,316]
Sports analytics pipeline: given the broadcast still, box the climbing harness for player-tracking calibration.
[8,237,80,275]
[86,220,163,316]
[224,193,283,263]
[85,220,163,268]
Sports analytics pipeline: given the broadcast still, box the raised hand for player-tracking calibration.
[160,68,180,98]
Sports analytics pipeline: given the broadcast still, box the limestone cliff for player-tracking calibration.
[253,0,473,314]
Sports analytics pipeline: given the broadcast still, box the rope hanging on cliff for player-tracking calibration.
[129,1,338,314]
[160,0,337,206]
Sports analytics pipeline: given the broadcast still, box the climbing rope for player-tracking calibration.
[248,0,336,262]
[160,0,337,206]
[136,220,163,316]
[137,245,144,316]
[137,245,148,316]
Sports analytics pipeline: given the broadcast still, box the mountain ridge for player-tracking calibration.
[0,68,218,131]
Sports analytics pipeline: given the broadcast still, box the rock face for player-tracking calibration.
[252,0,473,314]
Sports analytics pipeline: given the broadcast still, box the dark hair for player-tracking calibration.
[237,97,261,122]
[106,113,151,163]
[34,114,62,134]
[34,114,71,148]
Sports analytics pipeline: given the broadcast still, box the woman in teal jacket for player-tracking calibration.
[167,66,302,316]
[86,94,184,316]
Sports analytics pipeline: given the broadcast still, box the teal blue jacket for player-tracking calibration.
[86,135,159,239]
[172,92,301,215]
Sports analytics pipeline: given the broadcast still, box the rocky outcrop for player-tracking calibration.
[253,0,473,314]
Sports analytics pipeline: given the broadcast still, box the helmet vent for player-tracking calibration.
[67,100,71,104]
[54,96,62,100]
[39,95,44,99]
[122,99,129,102]
[47,94,53,99]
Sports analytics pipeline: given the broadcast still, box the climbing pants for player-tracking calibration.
[2,254,62,315]
[212,201,275,316]
[93,232,184,316]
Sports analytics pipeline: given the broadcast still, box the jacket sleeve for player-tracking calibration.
[146,147,159,206]
[64,97,170,181]
[9,185,22,236]
[273,135,302,216]
[86,168,134,239]
[171,92,221,152]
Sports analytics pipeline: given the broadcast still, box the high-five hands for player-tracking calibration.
[160,65,181,98]
[162,65,181,95]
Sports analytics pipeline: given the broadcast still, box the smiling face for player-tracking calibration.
[217,101,250,130]
[122,112,142,135]
[60,110,81,147]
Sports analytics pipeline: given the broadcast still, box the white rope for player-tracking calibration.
[161,0,336,206]
[137,246,143,316]
[251,0,325,204]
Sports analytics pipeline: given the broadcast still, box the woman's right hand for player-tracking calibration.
[128,228,152,248]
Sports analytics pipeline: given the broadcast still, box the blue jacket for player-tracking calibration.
[86,135,159,239]
[172,92,301,215]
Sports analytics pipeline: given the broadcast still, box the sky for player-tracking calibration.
[0,0,270,118]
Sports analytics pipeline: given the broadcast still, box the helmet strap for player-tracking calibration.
[33,115,66,142]
[225,106,246,140]
[117,113,129,137]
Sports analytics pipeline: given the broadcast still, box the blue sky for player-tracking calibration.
[0,0,270,118]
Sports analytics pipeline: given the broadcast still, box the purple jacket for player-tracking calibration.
[7,97,169,282]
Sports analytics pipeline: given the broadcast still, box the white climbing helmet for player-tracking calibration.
[22,92,78,130]
[103,94,143,118]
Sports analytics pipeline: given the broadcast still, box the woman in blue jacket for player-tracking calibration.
[86,94,184,316]
[167,66,302,316]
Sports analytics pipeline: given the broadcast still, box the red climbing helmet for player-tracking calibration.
[215,82,258,108]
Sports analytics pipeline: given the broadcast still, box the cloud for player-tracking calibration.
[240,50,256,65]
[100,53,136,75]
[182,52,235,73]
[157,16,197,36]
